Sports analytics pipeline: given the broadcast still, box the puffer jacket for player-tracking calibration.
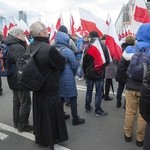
[55,31,78,98]
[116,23,150,91]
[140,66,150,123]
[2,35,27,90]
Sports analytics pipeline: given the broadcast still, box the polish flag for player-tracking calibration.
[105,16,122,62]
[70,12,75,36]
[130,0,150,34]
[49,24,57,43]
[79,8,108,37]
[55,12,64,31]
[87,39,106,71]
[2,19,8,37]
[8,16,17,30]
[47,26,51,33]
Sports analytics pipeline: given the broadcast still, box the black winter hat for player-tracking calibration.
[58,25,68,34]
[89,31,99,38]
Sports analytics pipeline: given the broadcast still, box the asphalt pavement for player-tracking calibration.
[0,78,143,150]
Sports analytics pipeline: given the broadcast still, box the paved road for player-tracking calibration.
[0,78,142,150]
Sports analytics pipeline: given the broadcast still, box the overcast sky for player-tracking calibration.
[0,0,128,27]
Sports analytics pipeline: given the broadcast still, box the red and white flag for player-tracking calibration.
[105,16,122,62]
[55,12,64,31]
[70,12,75,36]
[87,39,106,70]
[49,24,57,43]
[8,16,17,30]
[2,19,8,37]
[130,0,150,34]
[79,8,108,37]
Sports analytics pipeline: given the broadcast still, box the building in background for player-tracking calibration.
[115,0,150,38]
[19,11,27,24]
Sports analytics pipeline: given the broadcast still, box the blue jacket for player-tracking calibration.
[116,23,150,91]
[55,31,79,97]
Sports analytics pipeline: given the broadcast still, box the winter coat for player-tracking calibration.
[105,60,117,79]
[83,37,110,80]
[55,31,78,98]
[30,37,68,147]
[140,66,150,123]
[2,35,27,90]
[116,23,150,91]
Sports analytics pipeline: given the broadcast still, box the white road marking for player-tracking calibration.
[0,132,8,140]
[77,85,125,96]
[0,123,70,150]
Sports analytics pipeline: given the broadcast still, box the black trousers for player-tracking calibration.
[13,90,31,128]
[105,79,113,97]
[61,96,78,121]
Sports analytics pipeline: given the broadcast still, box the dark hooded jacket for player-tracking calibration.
[2,35,27,90]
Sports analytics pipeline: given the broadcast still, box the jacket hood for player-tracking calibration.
[55,31,70,49]
[136,23,150,43]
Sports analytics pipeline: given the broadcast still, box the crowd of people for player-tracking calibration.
[0,21,150,150]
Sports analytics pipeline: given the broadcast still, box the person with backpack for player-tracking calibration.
[83,31,110,116]
[2,26,33,132]
[29,21,68,150]
[116,23,150,147]
[140,66,150,150]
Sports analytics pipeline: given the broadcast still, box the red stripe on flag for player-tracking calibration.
[105,35,122,62]
[81,19,103,37]
[134,6,150,23]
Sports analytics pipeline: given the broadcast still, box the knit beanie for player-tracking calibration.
[89,31,99,38]
[58,25,68,34]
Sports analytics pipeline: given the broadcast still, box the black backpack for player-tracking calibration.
[16,43,47,91]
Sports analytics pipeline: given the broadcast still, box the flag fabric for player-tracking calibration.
[70,12,75,36]
[2,19,8,37]
[49,24,57,43]
[87,39,106,70]
[8,16,16,30]
[105,16,122,62]
[55,12,64,31]
[25,36,30,45]
[79,8,108,37]
[130,0,150,34]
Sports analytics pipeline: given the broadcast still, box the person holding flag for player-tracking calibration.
[83,31,110,116]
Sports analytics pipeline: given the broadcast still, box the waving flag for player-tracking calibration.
[131,0,150,34]
[8,16,16,30]
[79,8,108,37]
[70,12,75,36]
[49,24,57,43]
[2,19,8,37]
[87,39,106,70]
[105,16,122,62]
[55,12,64,31]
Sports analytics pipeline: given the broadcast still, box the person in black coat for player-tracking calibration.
[2,26,32,132]
[140,66,150,150]
[29,21,68,150]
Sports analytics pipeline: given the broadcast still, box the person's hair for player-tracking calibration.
[58,25,68,34]
[29,21,46,37]
[125,35,135,45]
[101,34,107,40]
[9,26,24,38]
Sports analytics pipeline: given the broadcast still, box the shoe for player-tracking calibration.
[78,77,84,81]
[124,134,132,142]
[104,96,113,101]
[85,106,92,113]
[18,125,33,132]
[64,113,70,120]
[116,101,122,108]
[136,140,144,147]
[95,110,108,117]
[72,118,85,126]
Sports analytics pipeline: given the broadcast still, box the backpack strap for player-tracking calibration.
[27,42,44,56]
